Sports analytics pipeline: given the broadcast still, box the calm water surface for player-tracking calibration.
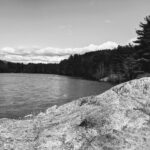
[0,73,113,118]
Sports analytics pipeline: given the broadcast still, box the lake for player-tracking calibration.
[0,73,113,118]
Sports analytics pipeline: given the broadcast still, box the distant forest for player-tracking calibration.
[0,15,150,83]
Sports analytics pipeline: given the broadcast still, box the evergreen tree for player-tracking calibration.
[135,16,150,48]
[135,16,150,72]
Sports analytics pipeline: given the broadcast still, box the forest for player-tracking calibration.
[0,15,150,83]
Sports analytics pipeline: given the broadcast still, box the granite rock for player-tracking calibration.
[1,78,150,150]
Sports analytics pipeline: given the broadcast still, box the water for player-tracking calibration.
[0,73,113,119]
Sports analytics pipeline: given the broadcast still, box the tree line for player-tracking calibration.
[0,15,150,83]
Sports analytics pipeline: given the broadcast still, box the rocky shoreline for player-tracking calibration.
[1,77,150,150]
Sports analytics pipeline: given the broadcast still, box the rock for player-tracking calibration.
[99,76,109,82]
[1,77,150,150]
[99,73,126,83]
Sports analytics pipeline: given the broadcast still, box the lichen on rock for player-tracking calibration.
[1,77,150,150]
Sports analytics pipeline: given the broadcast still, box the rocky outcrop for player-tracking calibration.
[1,77,150,150]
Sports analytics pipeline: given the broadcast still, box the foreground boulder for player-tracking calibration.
[1,78,150,150]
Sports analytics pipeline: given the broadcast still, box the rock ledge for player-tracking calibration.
[1,77,150,150]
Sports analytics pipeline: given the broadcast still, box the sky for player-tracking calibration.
[0,0,150,63]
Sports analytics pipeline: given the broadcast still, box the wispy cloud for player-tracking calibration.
[0,41,118,64]
[105,19,112,24]
[58,24,73,36]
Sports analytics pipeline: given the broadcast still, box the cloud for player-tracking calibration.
[127,37,138,45]
[58,24,73,36]
[88,0,99,7]
[0,55,69,64]
[0,41,118,64]
[119,37,138,46]
[58,25,72,30]
[105,19,111,24]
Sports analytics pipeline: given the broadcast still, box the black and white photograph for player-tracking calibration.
[0,0,150,149]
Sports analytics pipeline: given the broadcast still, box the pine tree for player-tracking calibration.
[134,15,150,72]
[135,16,150,48]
